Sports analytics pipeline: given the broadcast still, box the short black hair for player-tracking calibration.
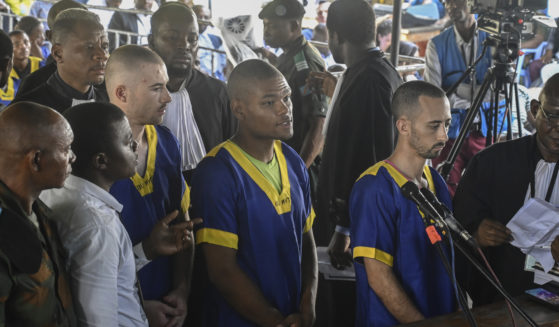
[51,8,102,45]
[327,0,376,46]
[0,30,12,59]
[47,0,87,29]
[377,19,392,38]
[541,73,559,105]
[8,30,25,38]
[151,2,195,35]
[227,59,284,100]
[392,81,446,119]
[15,16,41,37]
[63,102,127,172]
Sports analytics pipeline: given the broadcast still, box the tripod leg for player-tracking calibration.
[504,83,512,141]
[439,70,494,181]
[514,83,523,138]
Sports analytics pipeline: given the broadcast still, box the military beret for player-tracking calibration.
[258,0,306,20]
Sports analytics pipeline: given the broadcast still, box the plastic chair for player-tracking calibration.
[517,41,548,87]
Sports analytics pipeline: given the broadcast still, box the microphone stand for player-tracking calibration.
[401,182,539,327]
[452,240,539,327]
[402,183,478,327]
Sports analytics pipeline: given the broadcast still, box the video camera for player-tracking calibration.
[468,0,554,43]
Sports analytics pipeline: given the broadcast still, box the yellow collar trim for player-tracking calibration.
[224,140,292,215]
[130,125,157,196]
[359,161,436,193]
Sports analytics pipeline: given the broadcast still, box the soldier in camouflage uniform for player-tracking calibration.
[259,0,328,202]
[0,102,76,327]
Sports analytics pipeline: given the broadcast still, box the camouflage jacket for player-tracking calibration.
[0,181,76,327]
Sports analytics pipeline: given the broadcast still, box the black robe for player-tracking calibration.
[185,68,237,152]
[317,49,402,231]
[12,71,108,113]
[453,134,541,306]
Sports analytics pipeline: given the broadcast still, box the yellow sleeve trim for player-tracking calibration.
[180,180,190,214]
[353,246,394,267]
[196,228,238,249]
[303,207,316,233]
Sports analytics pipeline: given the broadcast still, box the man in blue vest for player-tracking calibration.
[425,0,497,196]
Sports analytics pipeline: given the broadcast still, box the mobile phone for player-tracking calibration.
[526,288,559,308]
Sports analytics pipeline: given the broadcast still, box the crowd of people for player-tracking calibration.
[0,0,559,326]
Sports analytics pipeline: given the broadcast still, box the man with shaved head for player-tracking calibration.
[0,102,76,326]
[192,59,317,327]
[105,44,194,327]
[14,8,109,112]
[454,73,559,306]
[350,81,455,326]
[16,0,87,96]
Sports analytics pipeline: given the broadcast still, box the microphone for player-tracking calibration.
[419,187,478,249]
[401,181,446,244]
[401,182,442,225]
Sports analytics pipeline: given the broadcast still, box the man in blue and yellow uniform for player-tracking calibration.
[350,81,456,327]
[105,45,194,327]
[192,59,318,327]
[259,0,327,184]
[0,30,44,106]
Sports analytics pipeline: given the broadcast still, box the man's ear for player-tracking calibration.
[93,153,108,170]
[230,99,245,121]
[291,19,301,32]
[396,117,410,136]
[530,99,540,118]
[51,43,63,64]
[115,85,127,103]
[28,150,42,172]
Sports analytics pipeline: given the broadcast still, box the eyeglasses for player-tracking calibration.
[538,102,559,127]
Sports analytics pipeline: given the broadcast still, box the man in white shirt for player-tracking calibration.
[41,102,196,326]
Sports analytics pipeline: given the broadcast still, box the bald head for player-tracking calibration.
[105,45,164,97]
[0,101,75,194]
[540,73,559,105]
[227,59,285,101]
[0,102,69,157]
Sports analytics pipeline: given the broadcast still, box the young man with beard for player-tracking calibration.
[14,8,109,112]
[105,45,194,327]
[350,81,455,326]
[192,59,318,327]
[149,2,236,177]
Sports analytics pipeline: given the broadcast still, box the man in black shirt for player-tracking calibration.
[16,0,87,97]
[14,8,108,113]
[149,2,236,176]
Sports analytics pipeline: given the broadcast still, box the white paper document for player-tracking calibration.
[507,198,559,272]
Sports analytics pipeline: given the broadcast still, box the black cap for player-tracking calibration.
[258,0,305,20]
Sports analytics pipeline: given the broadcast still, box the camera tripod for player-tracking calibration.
[438,37,524,181]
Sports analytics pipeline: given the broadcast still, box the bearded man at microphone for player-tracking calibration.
[349,80,456,327]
